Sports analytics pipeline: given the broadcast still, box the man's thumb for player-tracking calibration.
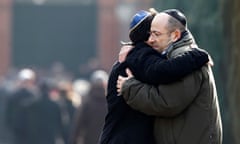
[126,68,133,77]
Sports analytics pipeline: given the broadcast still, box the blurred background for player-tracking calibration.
[0,0,239,144]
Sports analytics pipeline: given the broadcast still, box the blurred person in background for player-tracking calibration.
[25,82,63,144]
[69,70,108,144]
[5,68,39,144]
[57,81,77,144]
[0,76,15,144]
[72,79,91,107]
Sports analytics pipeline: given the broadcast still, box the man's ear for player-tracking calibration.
[171,29,181,42]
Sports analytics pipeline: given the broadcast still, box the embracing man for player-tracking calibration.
[117,9,223,144]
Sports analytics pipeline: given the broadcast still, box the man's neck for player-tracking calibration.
[161,44,172,55]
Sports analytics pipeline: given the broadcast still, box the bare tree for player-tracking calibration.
[223,0,240,143]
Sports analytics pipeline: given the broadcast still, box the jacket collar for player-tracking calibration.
[166,29,197,58]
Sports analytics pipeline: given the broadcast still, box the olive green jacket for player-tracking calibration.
[121,46,222,144]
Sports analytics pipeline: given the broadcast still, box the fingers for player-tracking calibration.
[117,68,133,96]
[126,68,133,77]
[118,45,133,63]
[116,75,126,96]
[117,76,123,92]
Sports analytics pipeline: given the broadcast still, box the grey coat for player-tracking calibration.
[121,45,223,144]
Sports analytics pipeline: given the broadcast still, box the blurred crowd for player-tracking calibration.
[0,66,109,144]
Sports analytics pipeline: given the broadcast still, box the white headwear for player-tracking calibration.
[18,68,36,81]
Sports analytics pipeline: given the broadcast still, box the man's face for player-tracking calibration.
[147,13,173,53]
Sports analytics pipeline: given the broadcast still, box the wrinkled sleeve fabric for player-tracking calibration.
[121,72,202,117]
[125,44,208,85]
[142,48,208,85]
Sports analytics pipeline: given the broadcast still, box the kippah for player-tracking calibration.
[129,10,151,32]
[163,9,187,27]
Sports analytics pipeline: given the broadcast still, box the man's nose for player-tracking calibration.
[148,34,155,42]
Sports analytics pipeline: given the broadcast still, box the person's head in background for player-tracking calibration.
[90,70,108,93]
[18,68,37,90]
[148,9,188,53]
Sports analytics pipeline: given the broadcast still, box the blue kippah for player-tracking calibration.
[129,10,150,32]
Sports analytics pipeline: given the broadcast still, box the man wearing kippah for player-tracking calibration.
[117,9,222,144]
[99,9,211,144]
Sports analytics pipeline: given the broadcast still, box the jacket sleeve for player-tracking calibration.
[121,71,202,117]
[142,48,208,85]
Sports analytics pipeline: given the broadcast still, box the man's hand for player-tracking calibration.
[118,45,133,63]
[117,68,133,95]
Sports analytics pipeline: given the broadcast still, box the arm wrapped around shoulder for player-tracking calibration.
[189,48,209,68]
